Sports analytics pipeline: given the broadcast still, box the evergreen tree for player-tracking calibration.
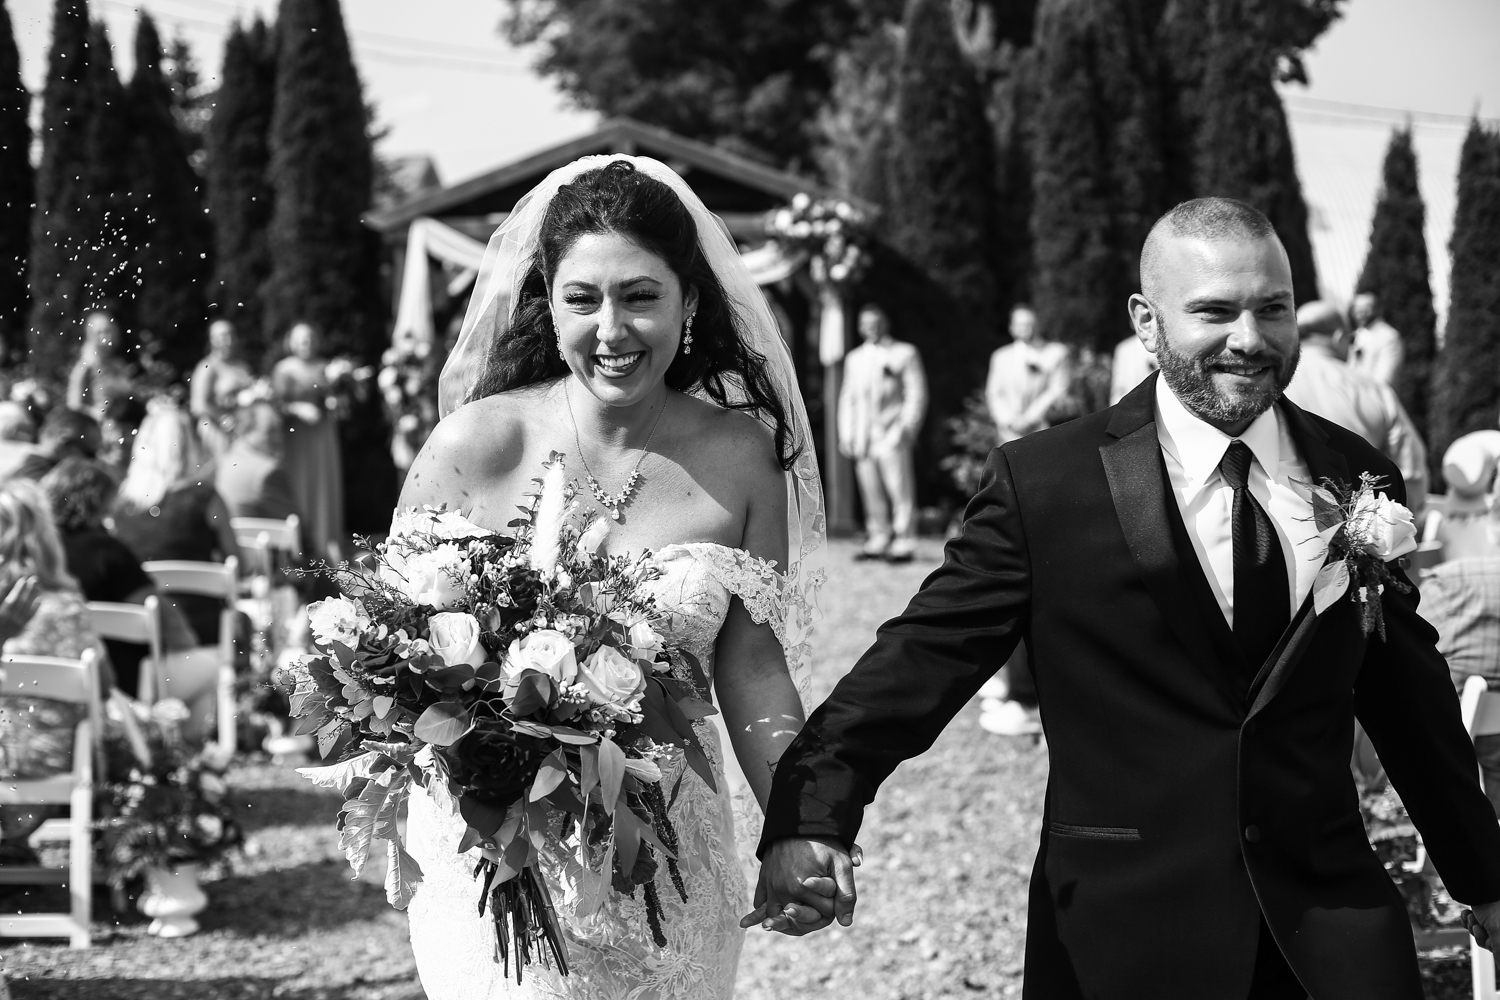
[28,0,93,375]
[79,19,137,338]
[1192,0,1319,304]
[1356,127,1436,438]
[262,0,377,359]
[127,11,211,381]
[1430,123,1500,472]
[875,0,998,497]
[1029,0,1163,351]
[0,1,30,360]
[205,17,276,365]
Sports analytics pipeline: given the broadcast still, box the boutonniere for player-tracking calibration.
[1308,473,1417,640]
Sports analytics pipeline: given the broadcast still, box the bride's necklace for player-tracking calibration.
[565,384,667,521]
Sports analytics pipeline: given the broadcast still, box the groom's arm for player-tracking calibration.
[1355,468,1500,907]
[760,445,1031,853]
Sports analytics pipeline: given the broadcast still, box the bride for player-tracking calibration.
[396,156,827,999]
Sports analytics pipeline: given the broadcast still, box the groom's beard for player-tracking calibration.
[1156,325,1299,429]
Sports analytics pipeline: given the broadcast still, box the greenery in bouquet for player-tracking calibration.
[286,454,720,979]
[377,334,443,471]
[94,698,243,889]
[768,192,871,285]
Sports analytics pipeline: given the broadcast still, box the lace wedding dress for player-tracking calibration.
[406,542,788,1000]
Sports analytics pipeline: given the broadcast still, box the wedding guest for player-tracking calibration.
[0,479,104,863]
[189,319,255,458]
[1420,558,1500,815]
[0,402,36,480]
[1109,332,1159,405]
[66,309,136,423]
[11,408,101,482]
[1423,432,1500,563]
[99,393,147,473]
[271,322,345,561]
[215,401,302,524]
[1349,291,1404,387]
[41,457,200,698]
[1284,300,1427,511]
[113,402,240,649]
[837,304,927,562]
[984,304,1072,444]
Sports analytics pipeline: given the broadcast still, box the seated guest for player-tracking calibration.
[11,407,101,482]
[1283,300,1428,512]
[215,401,303,524]
[0,479,104,862]
[0,401,37,480]
[99,394,148,473]
[1424,431,1500,563]
[113,402,241,648]
[40,458,201,698]
[1420,558,1500,815]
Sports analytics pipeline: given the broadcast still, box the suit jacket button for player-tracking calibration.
[1244,825,1262,843]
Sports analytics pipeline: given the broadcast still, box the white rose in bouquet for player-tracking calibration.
[307,596,371,649]
[577,644,647,715]
[503,629,579,693]
[382,543,469,610]
[626,621,665,663]
[426,612,487,667]
[1352,491,1418,561]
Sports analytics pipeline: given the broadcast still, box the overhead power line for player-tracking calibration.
[1283,94,1498,129]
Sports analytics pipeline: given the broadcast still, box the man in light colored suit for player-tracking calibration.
[985,304,1072,444]
[837,304,927,562]
[1349,291,1404,387]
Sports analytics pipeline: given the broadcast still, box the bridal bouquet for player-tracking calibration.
[286,454,718,980]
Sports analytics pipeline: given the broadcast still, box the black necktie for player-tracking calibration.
[1219,440,1290,669]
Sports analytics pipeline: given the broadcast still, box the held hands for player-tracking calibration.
[740,837,862,937]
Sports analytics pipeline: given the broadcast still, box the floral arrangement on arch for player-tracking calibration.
[377,335,443,472]
[286,455,722,981]
[93,698,243,889]
[768,192,871,285]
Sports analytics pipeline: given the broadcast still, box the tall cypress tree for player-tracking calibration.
[1430,123,1500,472]
[262,0,376,359]
[1029,0,1163,351]
[876,0,998,495]
[28,0,94,376]
[1193,0,1318,304]
[205,17,276,366]
[0,1,31,361]
[127,12,211,381]
[1356,128,1436,438]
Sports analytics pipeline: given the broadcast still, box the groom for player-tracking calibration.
[750,198,1500,999]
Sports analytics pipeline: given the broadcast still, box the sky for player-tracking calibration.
[9,0,1500,322]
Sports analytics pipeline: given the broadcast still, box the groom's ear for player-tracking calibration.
[1128,293,1161,355]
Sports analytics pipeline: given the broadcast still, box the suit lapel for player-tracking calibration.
[1100,374,1245,701]
[1243,399,1353,716]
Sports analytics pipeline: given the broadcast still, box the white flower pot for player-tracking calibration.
[138,864,208,937]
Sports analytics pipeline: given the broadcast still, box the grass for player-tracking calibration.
[0,539,1470,998]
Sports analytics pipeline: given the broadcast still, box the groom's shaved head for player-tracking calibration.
[1139,198,1281,300]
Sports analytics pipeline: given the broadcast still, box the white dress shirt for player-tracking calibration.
[1154,376,1326,629]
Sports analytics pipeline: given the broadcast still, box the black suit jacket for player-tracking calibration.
[762,374,1500,999]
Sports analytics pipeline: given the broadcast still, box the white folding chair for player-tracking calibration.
[143,558,240,754]
[0,650,103,948]
[86,596,164,704]
[1458,675,1500,998]
[231,515,301,579]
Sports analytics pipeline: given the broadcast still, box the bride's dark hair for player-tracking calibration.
[466,160,800,469]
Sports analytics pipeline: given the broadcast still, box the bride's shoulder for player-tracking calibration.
[677,396,780,474]
[401,383,559,505]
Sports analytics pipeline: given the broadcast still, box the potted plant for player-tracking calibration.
[94,698,242,937]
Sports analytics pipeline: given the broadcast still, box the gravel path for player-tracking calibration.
[0,539,1467,997]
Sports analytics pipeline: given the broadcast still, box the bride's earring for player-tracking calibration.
[551,317,564,360]
[683,314,694,355]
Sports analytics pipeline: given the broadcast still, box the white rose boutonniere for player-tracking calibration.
[1308,473,1416,639]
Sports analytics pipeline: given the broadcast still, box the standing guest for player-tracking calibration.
[1109,333,1159,405]
[1349,291,1404,387]
[11,408,101,482]
[40,457,201,699]
[113,402,240,650]
[837,304,927,562]
[985,304,1072,445]
[0,479,104,863]
[66,310,135,423]
[0,402,37,480]
[1284,300,1427,509]
[271,322,345,561]
[189,319,255,458]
